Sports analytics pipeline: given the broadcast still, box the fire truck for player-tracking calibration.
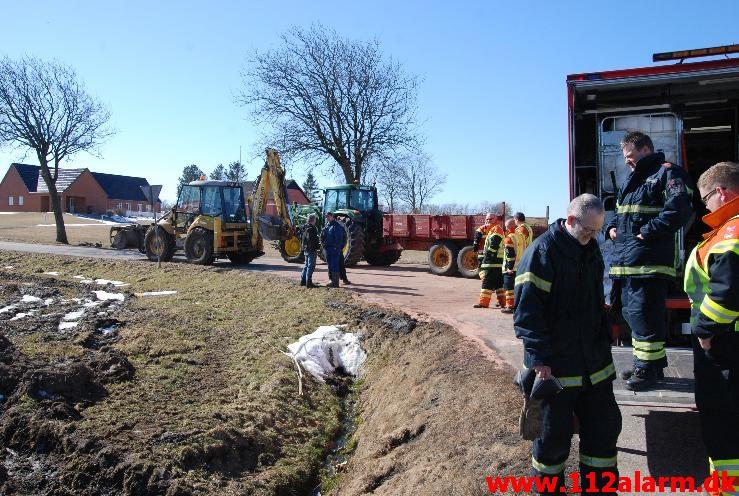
[567,44,739,340]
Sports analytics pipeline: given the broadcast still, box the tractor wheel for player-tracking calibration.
[144,226,176,262]
[337,217,365,267]
[228,252,256,265]
[279,235,305,264]
[365,249,402,267]
[184,228,215,265]
[428,241,459,276]
[456,245,479,279]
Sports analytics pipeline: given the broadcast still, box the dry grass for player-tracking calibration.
[0,212,118,246]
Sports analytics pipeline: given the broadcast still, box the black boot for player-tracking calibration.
[625,367,663,391]
[620,367,664,380]
[307,279,320,288]
[327,272,339,288]
[342,278,351,285]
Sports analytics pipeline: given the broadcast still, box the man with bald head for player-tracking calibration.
[515,194,620,493]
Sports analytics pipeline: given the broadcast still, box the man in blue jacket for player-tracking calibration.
[515,194,620,494]
[322,212,344,288]
[606,131,694,391]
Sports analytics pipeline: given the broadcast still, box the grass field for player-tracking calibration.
[0,251,529,495]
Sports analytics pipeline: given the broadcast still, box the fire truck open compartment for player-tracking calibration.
[568,57,739,339]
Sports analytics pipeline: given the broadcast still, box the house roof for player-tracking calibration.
[7,163,157,201]
[37,168,86,193]
[12,164,41,192]
[91,172,152,201]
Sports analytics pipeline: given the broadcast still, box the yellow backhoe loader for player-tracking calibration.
[135,148,297,265]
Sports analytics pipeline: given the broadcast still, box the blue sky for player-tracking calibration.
[1,0,737,219]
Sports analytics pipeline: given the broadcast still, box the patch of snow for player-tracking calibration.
[43,298,54,306]
[10,312,32,321]
[137,291,178,297]
[100,325,118,335]
[287,325,366,381]
[43,271,60,276]
[79,280,94,284]
[21,295,42,304]
[95,279,127,287]
[73,275,86,279]
[58,322,79,330]
[4,266,13,269]
[37,223,114,227]
[63,309,85,321]
[93,291,124,302]
[0,305,17,314]
[83,300,102,308]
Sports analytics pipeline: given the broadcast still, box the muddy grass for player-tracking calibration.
[0,252,529,495]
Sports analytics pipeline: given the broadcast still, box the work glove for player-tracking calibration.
[479,270,487,280]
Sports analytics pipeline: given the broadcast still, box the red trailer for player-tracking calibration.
[382,212,548,278]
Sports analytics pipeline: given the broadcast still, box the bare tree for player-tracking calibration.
[396,154,447,213]
[0,57,113,243]
[374,162,405,213]
[240,24,421,183]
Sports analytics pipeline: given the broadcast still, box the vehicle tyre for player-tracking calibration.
[428,241,459,276]
[144,226,176,262]
[457,244,479,278]
[279,235,305,264]
[336,217,365,267]
[365,249,402,267]
[228,252,256,265]
[184,228,215,265]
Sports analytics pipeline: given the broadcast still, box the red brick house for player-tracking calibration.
[242,179,313,216]
[0,164,161,215]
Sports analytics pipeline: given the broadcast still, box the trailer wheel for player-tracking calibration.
[428,241,459,276]
[144,226,176,262]
[365,249,402,267]
[457,245,479,278]
[279,235,305,264]
[184,228,215,265]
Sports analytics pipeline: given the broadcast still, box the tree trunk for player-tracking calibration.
[39,166,68,244]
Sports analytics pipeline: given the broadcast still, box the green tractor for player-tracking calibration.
[279,184,402,267]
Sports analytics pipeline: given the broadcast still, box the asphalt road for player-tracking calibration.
[0,240,707,486]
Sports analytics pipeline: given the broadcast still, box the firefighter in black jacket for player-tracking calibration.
[606,131,694,390]
[514,194,620,493]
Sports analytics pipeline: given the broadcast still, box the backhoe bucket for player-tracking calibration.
[256,215,291,241]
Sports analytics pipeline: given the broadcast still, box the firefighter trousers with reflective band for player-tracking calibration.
[479,269,503,307]
[503,271,516,308]
[532,381,621,495]
[621,278,669,369]
[693,335,739,494]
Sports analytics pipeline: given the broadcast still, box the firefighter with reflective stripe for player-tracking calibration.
[684,162,739,493]
[474,220,505,308]
[473,213,497,268]
[605,131,694,391]
[514,211,534,249]
[515,194,620,493]
[501,218,525,313]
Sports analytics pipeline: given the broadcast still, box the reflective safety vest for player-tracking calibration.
[516,222,533,249]
[480,226,505,270]
[474,224,494,257]
[504,230,526,271]
[684,201,739,337]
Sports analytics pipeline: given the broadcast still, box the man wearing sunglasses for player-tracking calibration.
[605,131,694,391]
[684,162,739,486]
